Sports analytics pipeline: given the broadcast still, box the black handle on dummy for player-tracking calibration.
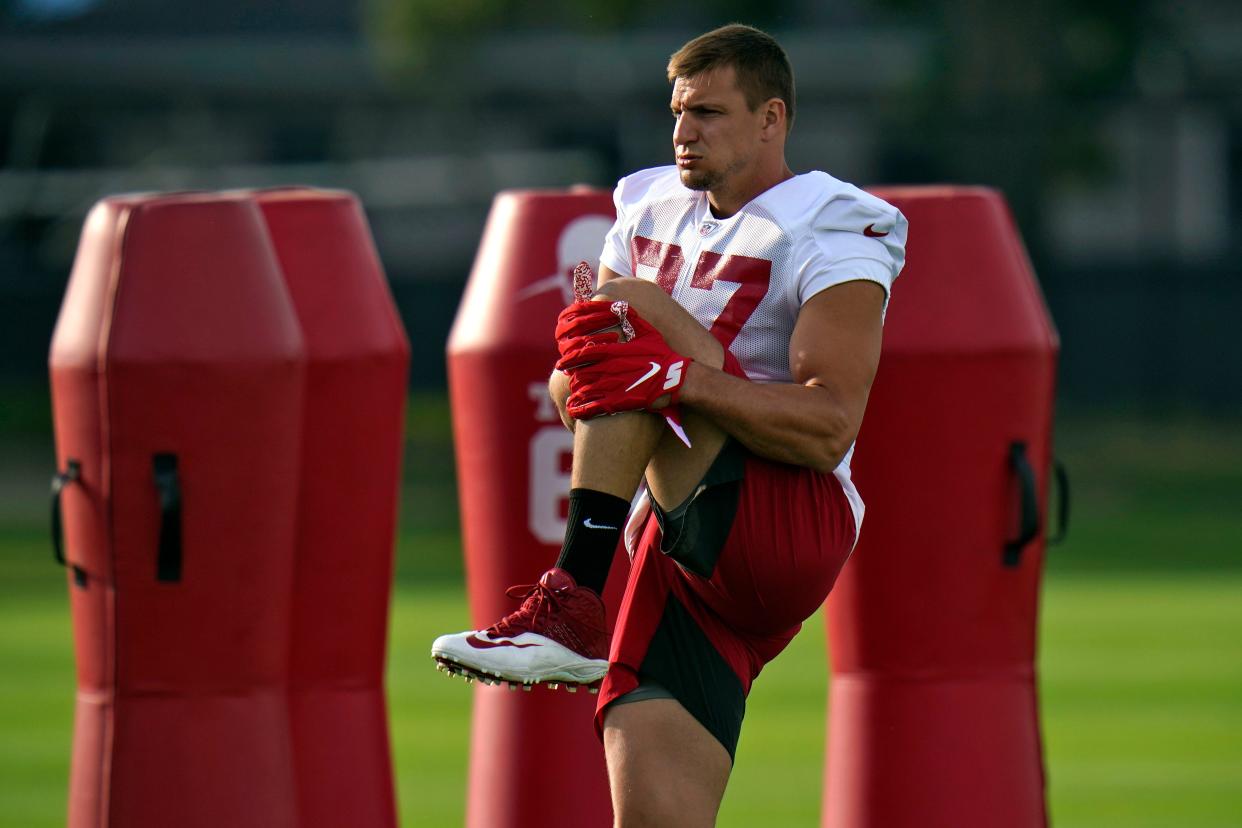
[1004,441,1039,567]
[51,459,88,587]
[50,459,81,567]
[153,453,182,583]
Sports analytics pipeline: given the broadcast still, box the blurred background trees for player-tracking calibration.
[1,0,1238,406]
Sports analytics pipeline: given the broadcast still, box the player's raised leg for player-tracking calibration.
[430,276,728,690]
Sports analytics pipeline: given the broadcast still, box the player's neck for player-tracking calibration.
[707,160,795,219]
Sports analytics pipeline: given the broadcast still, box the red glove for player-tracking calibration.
[554,300,623,347]
[557,302,691,423]
[563,343,690,417]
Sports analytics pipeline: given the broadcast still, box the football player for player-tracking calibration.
[433,23,907,825]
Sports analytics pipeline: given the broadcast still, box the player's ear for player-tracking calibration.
[760,98,785,140]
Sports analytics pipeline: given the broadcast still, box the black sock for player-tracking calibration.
[555,488,631,596]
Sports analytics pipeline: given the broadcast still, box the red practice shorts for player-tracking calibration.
[594,355,858,758]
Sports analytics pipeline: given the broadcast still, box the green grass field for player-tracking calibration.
[1,391,1240,826]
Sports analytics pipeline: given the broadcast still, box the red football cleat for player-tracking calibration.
[431,568,608,692]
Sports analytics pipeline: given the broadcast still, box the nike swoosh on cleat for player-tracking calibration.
[583,518,618,530]
[466,634,541,650]
[625,361,662,392]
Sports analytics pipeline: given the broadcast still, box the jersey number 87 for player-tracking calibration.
[632,235,771,349]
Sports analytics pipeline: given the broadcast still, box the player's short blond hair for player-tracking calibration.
[667,24,795,133]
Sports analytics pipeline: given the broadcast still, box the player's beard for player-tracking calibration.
[679,167,719,192]
[678,155,748,195]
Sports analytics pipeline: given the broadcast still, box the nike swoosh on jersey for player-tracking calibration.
[466,634,541,650]
[626,361,662,392]
[863,223,889,237]
[583,518,618,530]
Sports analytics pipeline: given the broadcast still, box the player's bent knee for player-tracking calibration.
[548,369,574,431]
[592,276,666,304]
[593,278,724,370]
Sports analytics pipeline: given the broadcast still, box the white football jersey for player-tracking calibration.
[600,165,908,540]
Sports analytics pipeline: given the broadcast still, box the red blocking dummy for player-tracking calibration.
[447,189,627,828]
[49,193,306,827]
[254,188,409,828]
[823,188,1058,828]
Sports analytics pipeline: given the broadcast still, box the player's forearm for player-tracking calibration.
[679,361,854,472]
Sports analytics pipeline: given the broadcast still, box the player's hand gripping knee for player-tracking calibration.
[555,300,691,421]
